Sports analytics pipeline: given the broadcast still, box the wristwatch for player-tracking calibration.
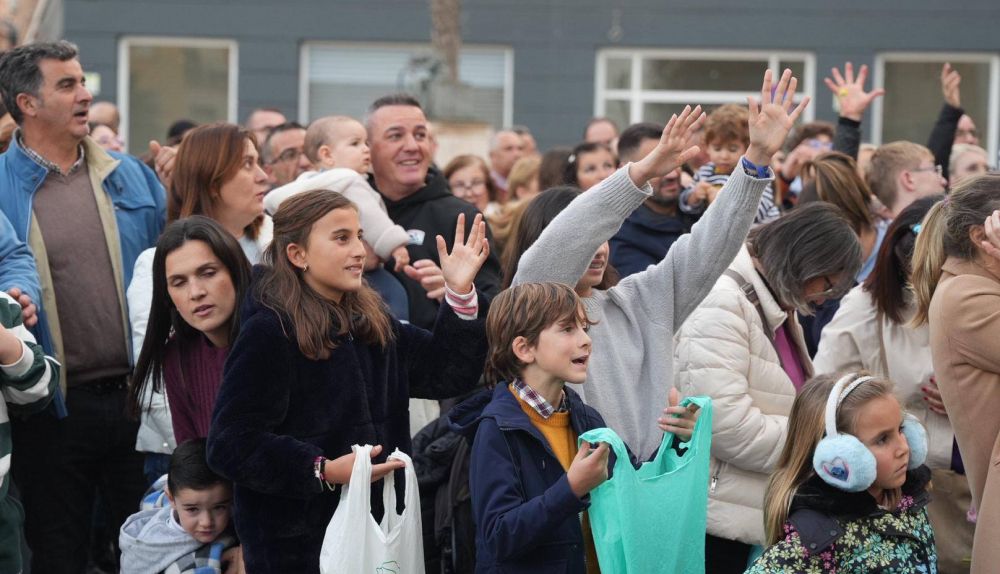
[741,157,771,179]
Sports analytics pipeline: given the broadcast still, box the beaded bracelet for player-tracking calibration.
[313,456,337,491]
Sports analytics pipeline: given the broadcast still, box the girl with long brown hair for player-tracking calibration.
[205,189,491,573]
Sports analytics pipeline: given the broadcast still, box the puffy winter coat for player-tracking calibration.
[674,245,810,544]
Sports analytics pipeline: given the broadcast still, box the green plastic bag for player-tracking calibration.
[579,396,712,574]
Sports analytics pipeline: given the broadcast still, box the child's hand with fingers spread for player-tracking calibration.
[567,441,610,498]
[657,388,700,442]
[437,212,490,295]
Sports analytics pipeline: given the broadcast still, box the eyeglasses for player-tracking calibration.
[269,147,304,165]
[808,275,840,301]
[451,179,487,195]
[910,164,943,178]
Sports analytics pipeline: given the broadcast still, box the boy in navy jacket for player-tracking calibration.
[449,283,697,573]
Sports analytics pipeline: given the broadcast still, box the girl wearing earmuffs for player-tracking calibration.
[746,373,937,573]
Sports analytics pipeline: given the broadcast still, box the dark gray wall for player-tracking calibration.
[64,0,1000,150]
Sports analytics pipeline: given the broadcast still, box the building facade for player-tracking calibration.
[64,0,1000,159]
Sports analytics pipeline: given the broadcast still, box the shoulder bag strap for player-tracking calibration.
[722,269,783,368]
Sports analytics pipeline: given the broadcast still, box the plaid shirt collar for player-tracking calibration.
[15,129,86,175]
[511,378,568,419]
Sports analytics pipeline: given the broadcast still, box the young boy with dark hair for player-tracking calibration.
[120,439,242,574]
[449,282,697,573]
[680,104,781,223]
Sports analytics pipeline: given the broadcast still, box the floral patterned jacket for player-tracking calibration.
[746,466,937,573]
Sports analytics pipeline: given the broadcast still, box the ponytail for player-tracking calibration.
[909,201,949,326]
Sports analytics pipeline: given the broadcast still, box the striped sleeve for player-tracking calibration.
[0,294,58,415]
[755,182,781,224]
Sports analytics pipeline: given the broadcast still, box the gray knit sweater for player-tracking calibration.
[513,162,770,457]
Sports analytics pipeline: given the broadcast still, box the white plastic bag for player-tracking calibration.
[319,445,425,574]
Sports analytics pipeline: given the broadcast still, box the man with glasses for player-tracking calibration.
[867,141,946,219]
[261,121,310,188]
[609,122,697,278]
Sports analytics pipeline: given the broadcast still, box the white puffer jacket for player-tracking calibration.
[813,284,952,469]
[674,246,811,545]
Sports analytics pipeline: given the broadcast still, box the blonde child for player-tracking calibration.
[264,115,411,271]
[680,104,781,223]
[746,373,936,573]
[448,282,698,573]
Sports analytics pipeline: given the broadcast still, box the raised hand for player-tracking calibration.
[746,69,811,167]
[629,104,706,186]
[323,444,406,485]
[567,441,610,498]
[657,387,700,442]
[148,140,178,189]
[824,62,885,122]
[980,210,1000,261]
[436,212,490,295]
[941,63,962,109]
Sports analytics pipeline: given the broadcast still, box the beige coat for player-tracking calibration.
[929,257,1000,574]
[814,284,953,469]
[674,246,811,545]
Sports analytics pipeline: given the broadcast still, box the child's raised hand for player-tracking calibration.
[657,388,700,442]
[745,68,811,167]
[437,212,490,295]
[390,244,410,273]
[567,441,610,498]
[628,104,706,186]
[322,445,406,485]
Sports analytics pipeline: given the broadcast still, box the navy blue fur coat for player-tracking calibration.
[206,283,488,573]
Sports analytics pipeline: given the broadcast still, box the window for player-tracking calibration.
[873,53,999,162]
[300,42,513,128]
[118,37,237,154]
[595,49,815,129]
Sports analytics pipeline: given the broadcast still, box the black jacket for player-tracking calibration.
[378,168,503,329]
[609,203,694,278]
[206,272,488,573]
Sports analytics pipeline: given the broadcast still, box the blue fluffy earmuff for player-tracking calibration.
[902,413,928,469]
[812,374,877,492]
[812,374,929,492]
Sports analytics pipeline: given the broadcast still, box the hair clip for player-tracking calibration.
[567,154,576,164]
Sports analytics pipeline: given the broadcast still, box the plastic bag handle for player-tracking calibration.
[342,444,374,515]
[578,427,634,477]
[649,395,712,463]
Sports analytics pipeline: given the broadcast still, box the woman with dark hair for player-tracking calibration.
[674,203,861,569]
[563,141,616,190]
[206,190,490,572]
[500,186,617,291]
[813,194,973,571]
[127,122,271,482]
[127,216,251,445]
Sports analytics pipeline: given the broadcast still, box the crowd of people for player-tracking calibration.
[0,38,996,574]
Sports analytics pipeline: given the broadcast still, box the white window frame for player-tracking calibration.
[872,52,1000,163]
[298,41,514,127]
[595,48,816,124]
[117,36,239,150]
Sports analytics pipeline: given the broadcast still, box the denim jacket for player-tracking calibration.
[0,133,165,396]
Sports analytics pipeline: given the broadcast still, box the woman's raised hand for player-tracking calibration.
[745,68,811,167]
[628,104,706,186]
[437,213,490,295]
